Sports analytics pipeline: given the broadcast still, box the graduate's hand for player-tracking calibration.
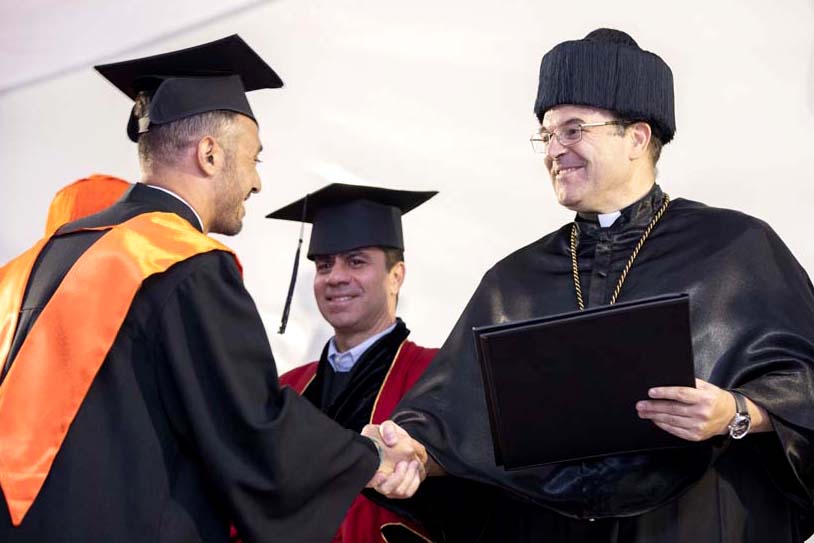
[368,458,424,499]
[635,378,735,441]
[362,421,427,498]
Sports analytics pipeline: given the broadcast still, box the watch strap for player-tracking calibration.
[731,390,748,416]
[728,390,752,440]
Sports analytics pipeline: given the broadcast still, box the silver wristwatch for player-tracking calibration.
[728,391,752,439]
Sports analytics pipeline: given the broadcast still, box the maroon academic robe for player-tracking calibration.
[281,322,436,543]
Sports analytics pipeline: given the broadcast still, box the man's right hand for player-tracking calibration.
[361,420,427,499]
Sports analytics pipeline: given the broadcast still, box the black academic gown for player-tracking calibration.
[304,320,411,432]
[393,185,814,542]
[0,183,378,543]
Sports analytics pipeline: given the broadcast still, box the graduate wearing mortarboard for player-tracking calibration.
[0,36,420,543]
[268,184,439,542]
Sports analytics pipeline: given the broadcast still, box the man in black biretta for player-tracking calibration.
[267,183,440,540]
[369,28,814,542]
[0,36,425,543]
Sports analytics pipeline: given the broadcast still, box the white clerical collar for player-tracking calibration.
[144,184,204,231]
[597,210,622,228]
[327,322,398,373]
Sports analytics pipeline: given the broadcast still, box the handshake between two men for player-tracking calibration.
[362,420,441,499]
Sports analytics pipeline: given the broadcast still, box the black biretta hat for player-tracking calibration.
[95,35,283,142]
[534,28,676,143]
[266,183,437,333]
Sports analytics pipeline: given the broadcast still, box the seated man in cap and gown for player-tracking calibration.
[0,36,424,543]
[267,184,439,543]
[370,28,814,541]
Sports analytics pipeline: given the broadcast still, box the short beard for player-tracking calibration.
[209,152,244,236]
[212,214,243,236]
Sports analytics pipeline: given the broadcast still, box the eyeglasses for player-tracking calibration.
[530,121,625,154]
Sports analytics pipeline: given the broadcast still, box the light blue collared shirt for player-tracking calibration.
[327,322,398,373]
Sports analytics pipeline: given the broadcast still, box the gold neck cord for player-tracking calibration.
[570,194,671,311]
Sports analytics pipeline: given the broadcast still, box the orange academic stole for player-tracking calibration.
[0,212,238,526]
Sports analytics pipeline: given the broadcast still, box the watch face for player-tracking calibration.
[729,413,751,439]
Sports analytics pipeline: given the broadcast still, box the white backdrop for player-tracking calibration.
[1,0,813,376]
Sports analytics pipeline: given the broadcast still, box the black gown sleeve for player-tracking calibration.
[150,251,379,542]
[718,222,814,508]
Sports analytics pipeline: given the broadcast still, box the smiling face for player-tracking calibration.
[541,104,636,213]
[313,247,404,350]
[210,114,263,235]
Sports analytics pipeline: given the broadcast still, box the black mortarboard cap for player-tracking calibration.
[94,35,283,142]
[266,183,437,333]
[534,28,676,143]
[267,183,438,258]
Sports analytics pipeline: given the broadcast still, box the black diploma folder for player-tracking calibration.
[474,293,695,470]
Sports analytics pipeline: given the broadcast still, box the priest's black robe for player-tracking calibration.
[393,185,814,541]
[0,183,378,543]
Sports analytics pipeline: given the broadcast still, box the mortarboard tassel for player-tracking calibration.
[278,195,308,334]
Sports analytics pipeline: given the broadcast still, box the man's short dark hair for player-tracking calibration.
[382,247,404,271]
[135,92,239,168]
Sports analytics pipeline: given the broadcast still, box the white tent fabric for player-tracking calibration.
[1,0,813,380]
[0,0,271,93]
